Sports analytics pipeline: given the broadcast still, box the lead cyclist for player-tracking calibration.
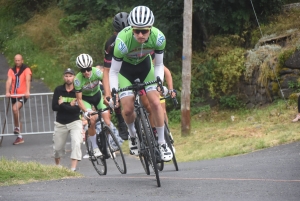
[108,6,173,162]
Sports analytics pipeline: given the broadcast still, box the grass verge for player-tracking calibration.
[0,157,82,186]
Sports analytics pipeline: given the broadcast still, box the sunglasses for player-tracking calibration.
[132,28,151,35]
[80,67,92,73]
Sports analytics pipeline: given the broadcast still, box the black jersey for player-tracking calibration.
[104,35,117,68]
[52,84,80,124]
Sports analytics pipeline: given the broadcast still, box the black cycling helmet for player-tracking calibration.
[113,12,129,32]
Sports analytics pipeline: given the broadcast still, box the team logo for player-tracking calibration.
[156,33,165,47]
[74,79,80,87]
[118,41,128,54]
[95,68,102,77]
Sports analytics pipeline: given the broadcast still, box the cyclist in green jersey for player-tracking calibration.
[74,53,110,158]
[108,6,173,162]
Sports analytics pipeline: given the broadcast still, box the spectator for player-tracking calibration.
[52,68,82,171]
[292,95,300,122]
[5,54,32,145]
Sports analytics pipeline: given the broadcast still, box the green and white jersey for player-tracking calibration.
[74,67,103,96]
[114,26,166,65]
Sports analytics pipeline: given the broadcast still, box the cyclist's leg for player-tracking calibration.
[82,99,102,157]
[118,74,139,155]
[160,100,168,124]
[144,62,173,161]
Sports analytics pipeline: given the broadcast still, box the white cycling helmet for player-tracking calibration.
[128,6,154,28]
[76,53,93,68]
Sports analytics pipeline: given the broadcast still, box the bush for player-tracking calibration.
[219,95,244,109]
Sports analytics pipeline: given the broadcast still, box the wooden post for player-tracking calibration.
[181,0,192,136]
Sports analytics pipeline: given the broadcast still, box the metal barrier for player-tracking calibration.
[0,93,55,139]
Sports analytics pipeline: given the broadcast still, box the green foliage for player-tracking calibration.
[278,48,296,67]
[220,95,244,109]
[208,48,245,98]
[0,0,56,23]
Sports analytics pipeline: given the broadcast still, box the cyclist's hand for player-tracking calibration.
[169,89,177,98]
[84,111,90,119]
[108,98,119,109]
[104,96,110,106]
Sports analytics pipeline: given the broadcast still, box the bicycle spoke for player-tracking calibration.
[104,126,127,174]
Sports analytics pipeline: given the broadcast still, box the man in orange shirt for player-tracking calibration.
[5,54,32,145]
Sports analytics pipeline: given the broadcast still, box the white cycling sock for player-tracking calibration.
[126,122,136,138]
[18,134,22,138]
[90,134,98,149]
[156,126,165,144]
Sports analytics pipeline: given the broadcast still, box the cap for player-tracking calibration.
[64,68,75,75]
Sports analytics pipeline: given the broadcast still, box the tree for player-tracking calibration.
[181,0,193,136]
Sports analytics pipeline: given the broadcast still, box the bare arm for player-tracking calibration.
[164,66,176,98]
[103,67,110,105]
[25,74,31,98]
[5,76,12,97]
[164,66,173,90]
[75,92,87,112]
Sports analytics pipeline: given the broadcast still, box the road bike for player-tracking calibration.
[112,76,163,187]
[159,94,179,171]
[85,107,127,175]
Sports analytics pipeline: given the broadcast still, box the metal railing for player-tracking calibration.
[0,93,55,138]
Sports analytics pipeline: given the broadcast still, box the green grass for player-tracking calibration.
[0,157,82,186]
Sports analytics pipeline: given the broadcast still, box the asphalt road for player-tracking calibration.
[1,54,300,201]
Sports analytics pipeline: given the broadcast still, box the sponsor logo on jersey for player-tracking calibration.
[156,33,165,47]
[118,41,128,54]
[74,79,80,87]
[95,68,102,77]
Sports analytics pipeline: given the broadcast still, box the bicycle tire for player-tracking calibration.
[85,131,107,175]
[103,125,127,174]
[164,123,179,171]
[135,117,150,175]
[139,107,161,187]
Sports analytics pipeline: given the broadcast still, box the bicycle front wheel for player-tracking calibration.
[139,107,161,187]
[103,126,127,174]
[85,131,107,175]
[135,117,150,175]
[164,122,178,171]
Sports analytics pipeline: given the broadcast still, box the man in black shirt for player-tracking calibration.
[52,68,82,171]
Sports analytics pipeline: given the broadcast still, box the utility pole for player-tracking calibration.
[181,0,192,136]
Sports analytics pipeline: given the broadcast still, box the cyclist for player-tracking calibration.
[108,6,173,162]
[74,53,110,158]
[102,12,130,141]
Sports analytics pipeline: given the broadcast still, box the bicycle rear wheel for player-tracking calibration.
[135,117,150,175]
[104,126,127,174]
[164,122,179,171]
[85,131,107,175]
[139,107,161,187]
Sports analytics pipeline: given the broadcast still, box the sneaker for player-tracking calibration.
[292,115,300,122]
[13,127,20,134]
[93,148,102,157]
[159,143,173,162]
[129,136,139,156]
[13,137,24,145]
[118,122,129,140]
[83,154,89,159]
